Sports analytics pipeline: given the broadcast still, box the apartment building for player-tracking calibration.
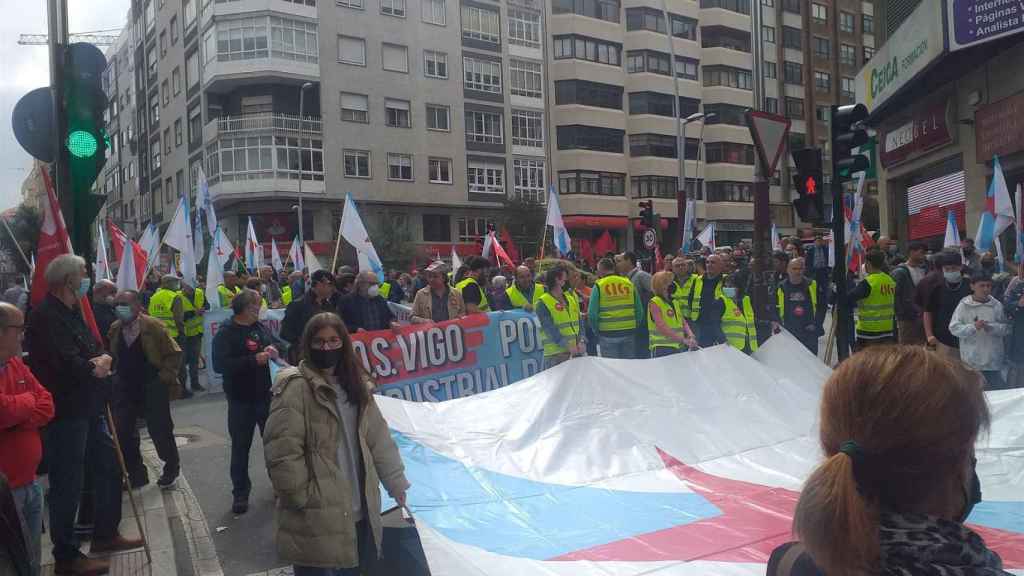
[318,0,550,259]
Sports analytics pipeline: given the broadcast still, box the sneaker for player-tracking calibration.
[54,553,110,575]
[89,533,145,554]
[231,495,249,515]
[156,471,178,489]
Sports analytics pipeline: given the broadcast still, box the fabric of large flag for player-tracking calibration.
[245,217,262,271]
[546,186,571,256]
[115,236,139,291]
[680,199,696,253]
[29,168,102,342]
[206,227,226,310]
[378,333,1024,575]
[95,222,111,281]
[288,235,304,270]
[977,156,1014,251]
[340,194,384,278]
[271,237,284,272]
[696,222,715,249]
[304,243,323,273]
[164,198,197,287]
[490,232,515,269]
[945,209,963,249]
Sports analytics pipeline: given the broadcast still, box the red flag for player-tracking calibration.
[500,228,520,264]
[490,232,516,269]
[31,169,103,343]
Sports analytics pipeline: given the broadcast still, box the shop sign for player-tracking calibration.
[879,100,953,167]
[949,0,1024,51]
[855,0,946,113]
[975,91,1024,161]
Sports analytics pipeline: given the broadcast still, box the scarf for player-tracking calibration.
[880,512,1010,576]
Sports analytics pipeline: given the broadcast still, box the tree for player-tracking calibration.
[0,203,41,275]
[502,197,546,258]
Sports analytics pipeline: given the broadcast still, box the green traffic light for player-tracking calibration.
[67,129,98,158]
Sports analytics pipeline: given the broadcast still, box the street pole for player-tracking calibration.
[297,82,313,249]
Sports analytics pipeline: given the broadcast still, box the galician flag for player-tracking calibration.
[339,193,384,278]
[245,217,262,271]
[696,222,715,250]
[546,186,571,256]
[206,226,227,310]
[164,197,197,287]
[271,237,284,272]
[976,155,1015,252]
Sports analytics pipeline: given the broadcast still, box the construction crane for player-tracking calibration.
[18,32,119,46]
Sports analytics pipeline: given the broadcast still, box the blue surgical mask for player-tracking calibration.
[77,277,91,298]
[115,305,135,321]
[722,287,737,299]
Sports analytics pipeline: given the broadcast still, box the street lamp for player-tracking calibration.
[297,82,315,249]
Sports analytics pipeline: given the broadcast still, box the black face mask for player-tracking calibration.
[959,458,982,523]
[309,347,343,370]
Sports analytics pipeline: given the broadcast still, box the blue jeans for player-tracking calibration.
[12,479,43,576]
[227,399,269,498]
[46,417,123,561]
[598,334,634,359]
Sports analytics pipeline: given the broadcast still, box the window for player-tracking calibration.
[509,59,542,98]
[387,153,413,180]
[385,99,411,128]
[467,161,505,194]
[382,43,409,72]
[556,125,624,153]
[815,105,829,122]
[270,17,318,63]
[840,11,855,33]
[764,97,779,114]
[814,36,830,58]
[702,65,753,89]
[705,181,753,202]
[170,16,179,44]
[381,0,406,16]
[512,159,545,202]
[462,5,500,43]
[554,79,622,109]
[762,25,775,43]
[186,51,199,90]
[338,0,363,8]
[463,56,502,93]
[841,77,855,100]
[699,0,750,14]
[184,0,196,29]
[160,30,167,57]
[812,3,827,22]
[785,97,804,119]
[629,92,674,116]
[508,9,541,48]
[344,150,371,178]
[341,92,369,123]
[338,36,366,65]
[146,46,157,76]
[631,176,678,199]
[422,0,445,25]
[552,35,621,66]
[150,93,160,125]
[783,26,801,49]
[863,46,875,61]
[429,158,452,183]
[783,0,800,14]
[174,118,183,146]
[511,110,543,148]
[558,170,625,196]
[553,0,621,22]
[424,50,448,78]
[702,26,751,51]
[705,142,754,164]
[814,70,831,91]
[705,103,752,126]
[784,61,803,85]
[862,14,874,34]
[465,110,503,143]
[188,105,201,146]
[426,104,450,130]
[841,44,857,66]
[423,214,451,241]
[764,60,777,79]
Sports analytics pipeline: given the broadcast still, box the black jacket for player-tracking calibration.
[26,294,108,420]
[339,293,395,332]
[212,319,274,403]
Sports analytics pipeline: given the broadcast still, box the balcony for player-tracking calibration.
[204,113,325,203]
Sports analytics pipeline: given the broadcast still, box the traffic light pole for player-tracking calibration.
[48,0,70,230]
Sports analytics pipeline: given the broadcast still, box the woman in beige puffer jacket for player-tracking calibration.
[264,312,410,575]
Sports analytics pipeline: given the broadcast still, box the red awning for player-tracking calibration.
[564,216,629,230]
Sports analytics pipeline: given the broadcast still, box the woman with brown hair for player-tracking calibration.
[769,346,1006,576]
[263,312,409,576]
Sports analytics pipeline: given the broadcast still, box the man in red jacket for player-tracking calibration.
[0,301,54,576]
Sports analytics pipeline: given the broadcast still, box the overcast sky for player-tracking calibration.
[0,0,129,211]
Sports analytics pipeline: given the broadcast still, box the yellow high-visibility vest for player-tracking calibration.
[647,296,683,351]
[594,275,637,332]
[720,295,758,353]
[856,272,896,334]
[456,277,490,312]
[181,288,205,337]
[148,288,182,338]
[537,292,581,357]
[506,283,545,309]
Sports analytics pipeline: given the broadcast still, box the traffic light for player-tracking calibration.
[638,200,654,228]
[64,42,109,253]
[792,148,824,223]
[831,103,869,183]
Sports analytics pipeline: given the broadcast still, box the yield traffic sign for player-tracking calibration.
[746,110,791,176]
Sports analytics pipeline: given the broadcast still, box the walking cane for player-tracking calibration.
[104,404,153,565]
